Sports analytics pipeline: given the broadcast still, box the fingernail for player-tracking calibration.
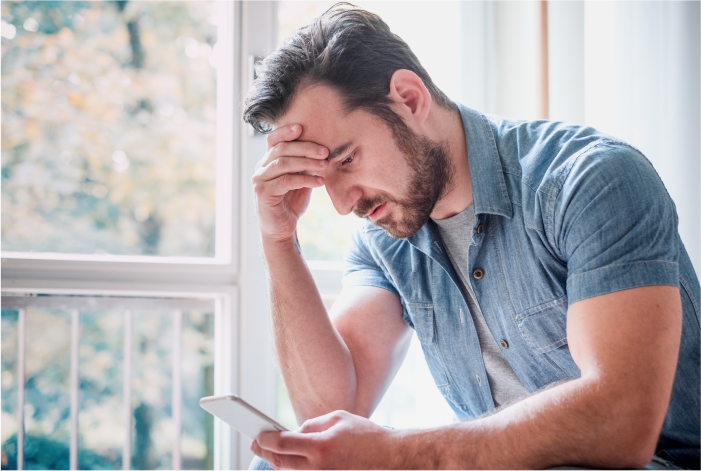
[318,146,326,155]
[290,124,298,132]
[317,177,323,184]
[318,159,326,166]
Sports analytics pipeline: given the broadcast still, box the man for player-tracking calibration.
[243,5,700,469]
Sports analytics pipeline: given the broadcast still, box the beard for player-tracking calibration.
[353,113,455,239]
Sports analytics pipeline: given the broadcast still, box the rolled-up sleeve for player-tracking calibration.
[554,141,680,305]
[343,227,398,295]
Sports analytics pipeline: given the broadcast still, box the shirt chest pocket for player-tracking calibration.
[407,302,451,388]
[515,296,568,353]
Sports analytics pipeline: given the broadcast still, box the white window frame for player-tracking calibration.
[0,2,268,469]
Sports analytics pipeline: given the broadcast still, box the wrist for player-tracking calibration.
[392,424,477,470]
[261,232,301,255]
[389,428,441,469]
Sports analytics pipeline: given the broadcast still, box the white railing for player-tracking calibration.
[3,295,216,471]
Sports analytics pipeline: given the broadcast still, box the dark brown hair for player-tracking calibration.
[242,3,452,134]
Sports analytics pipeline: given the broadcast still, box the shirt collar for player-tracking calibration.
[406,103,512,256]
[458,103,512,219]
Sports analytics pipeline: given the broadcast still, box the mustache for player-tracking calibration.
[354,194,390,218]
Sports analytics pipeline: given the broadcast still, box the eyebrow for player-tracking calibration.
[326,141,353,162]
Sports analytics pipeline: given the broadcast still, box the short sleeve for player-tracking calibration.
[343,227,399,295]
[554,141,680,305]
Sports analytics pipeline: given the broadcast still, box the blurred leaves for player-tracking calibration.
[1,1,218,256]
[1,305,215,470]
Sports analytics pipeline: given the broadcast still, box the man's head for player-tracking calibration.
[244,4,458,239]
[243,2,451,134]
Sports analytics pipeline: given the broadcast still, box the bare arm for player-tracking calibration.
[253,285,682,469]
[254,124,410,423]
[401,284,683,469]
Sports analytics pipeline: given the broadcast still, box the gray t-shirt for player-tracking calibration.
[433,204,529,407]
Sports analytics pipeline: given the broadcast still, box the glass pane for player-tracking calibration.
[1,295,216,471]
[78,310,124,469]
[1,309,19,470]
[131,310,172,470]
[24,308,71,470]
[180,312,214,470]
[1,1,218,256]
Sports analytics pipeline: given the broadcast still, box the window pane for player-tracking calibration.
[1,309,19,470]
[180,312,214,470]
[1,1,218,256]
[24,308,72,470]
[1,295,216,471]
[132,310,173,470]
[79,310,124,469]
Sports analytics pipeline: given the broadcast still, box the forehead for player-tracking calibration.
[275,84,362,146]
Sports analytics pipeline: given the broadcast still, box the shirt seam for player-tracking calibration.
[568,259,678,280]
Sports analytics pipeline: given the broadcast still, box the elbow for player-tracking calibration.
[618,438,657,469]
[609,405,666,468]
[620,436,657,469]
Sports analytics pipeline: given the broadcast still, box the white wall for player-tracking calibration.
[548,0,585,125]
[583,0,700,275]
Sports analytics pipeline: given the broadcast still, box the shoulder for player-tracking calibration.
[487,116,667,210]
[487,116,628,192]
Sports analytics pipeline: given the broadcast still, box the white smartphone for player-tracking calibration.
[199,394,288,440]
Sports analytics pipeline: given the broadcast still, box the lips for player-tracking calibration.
[368,203,386,221]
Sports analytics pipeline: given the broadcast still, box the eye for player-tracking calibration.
[341,153,354,165]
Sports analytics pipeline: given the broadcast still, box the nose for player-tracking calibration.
[324,174,362,216]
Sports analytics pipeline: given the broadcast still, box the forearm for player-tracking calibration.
[397,376,662,469]
[263,235,357,422]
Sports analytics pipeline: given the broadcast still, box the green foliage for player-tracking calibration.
[1,1,217,256]
[0,306,215,470]
[2,433,121,470]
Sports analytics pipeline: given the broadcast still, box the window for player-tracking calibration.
[2,1,240,469]
[1,1,219,257]
[1,297,214,470]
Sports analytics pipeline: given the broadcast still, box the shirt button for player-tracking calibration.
[475,375,482,386]
[500,339,509,349]
[473,268,484,279]
[476,224,484,234]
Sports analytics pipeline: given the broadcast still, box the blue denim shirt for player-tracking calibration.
[344,104,700,464]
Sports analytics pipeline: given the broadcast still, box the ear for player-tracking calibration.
[388,69,432,127]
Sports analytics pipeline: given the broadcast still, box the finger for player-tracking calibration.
[255,156,328,182]
[257,430,322,455]
[251,440,309,470]
[264,174,325,198]
[263,140,329,167]
[266,123,303,151]
[299,410,347,433]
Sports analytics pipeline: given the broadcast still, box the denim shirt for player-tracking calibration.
[343,104,700,463]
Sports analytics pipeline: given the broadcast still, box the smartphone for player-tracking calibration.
[199,394,288,439]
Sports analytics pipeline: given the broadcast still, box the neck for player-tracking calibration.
[428,104,472,220]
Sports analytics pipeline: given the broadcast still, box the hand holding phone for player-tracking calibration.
[199,394,288,440]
